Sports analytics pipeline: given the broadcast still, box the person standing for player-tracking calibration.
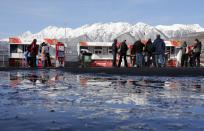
[112,39,118,67]
[188,45,194,67]
[25,44,32,67]
[181,41,189,67]
[30,39,38,67]
[118,40,128,67]
[133,40,144,68]
[152,35,166,67]
[193,39,202,67]
[40,42,46,68]
[144,39,153,67]
[44,43,52,67]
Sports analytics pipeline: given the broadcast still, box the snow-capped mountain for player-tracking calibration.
[19,22,204,42]
[156,24,204,38]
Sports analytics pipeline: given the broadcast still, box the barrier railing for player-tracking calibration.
[0,55,9,67]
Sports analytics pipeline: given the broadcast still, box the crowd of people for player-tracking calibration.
[112,35,203,68]
[25,39,51,68]
[24,36,202,68]
[180,39,202,67]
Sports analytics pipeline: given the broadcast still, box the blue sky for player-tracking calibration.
[0,0,203,38]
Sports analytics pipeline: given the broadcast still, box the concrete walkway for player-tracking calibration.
[0,67,204,77]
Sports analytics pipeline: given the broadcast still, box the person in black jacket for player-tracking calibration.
[112,39,118,67]
[181,41,188,67]
[144,39,153,67]
[118,40,128,67]
[193,39,202,67]
[152,35,166,67]
[133,40,144,68]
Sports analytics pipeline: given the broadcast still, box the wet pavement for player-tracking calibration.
[0,69,204,130]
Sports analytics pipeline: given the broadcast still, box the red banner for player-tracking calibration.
[44,38,58,45]
[9,37,22,44]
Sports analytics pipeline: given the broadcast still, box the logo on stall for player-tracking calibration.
[44,38,58,45]
[9,37,22,44]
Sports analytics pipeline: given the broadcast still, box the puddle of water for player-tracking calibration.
[0,70,204,130]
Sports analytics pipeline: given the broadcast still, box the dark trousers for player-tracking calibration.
[31,56,36,67]
[118,54,128,67]
[112,53,117,67]
[46,53,52,67]
[189,55,194,67]
[152,54,156,67]
[193,52,201,67]
[27,57,31,66]
[145,53,152,67]
[181,54,188,67]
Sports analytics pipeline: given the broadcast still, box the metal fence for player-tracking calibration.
[0,54,9,67]
[0,41,10,67]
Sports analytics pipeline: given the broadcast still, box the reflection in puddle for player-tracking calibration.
[0,70,204,130]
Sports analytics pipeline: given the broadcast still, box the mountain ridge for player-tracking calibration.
[19,22,204,42]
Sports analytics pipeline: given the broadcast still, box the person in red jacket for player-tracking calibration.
[30,39,38,67]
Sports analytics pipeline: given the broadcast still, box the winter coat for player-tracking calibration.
[120,42,128,55]
[145,40,153,54]
[194,41,202,53]
[112,42,118,53]
[133,40,144,54]
[152,38,166,55]
[30,42,38,56]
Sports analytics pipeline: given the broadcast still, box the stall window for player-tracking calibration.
[10,45,18,53]
[88,47,94,54]
[102,47,108,55]
[94,47,102,54]
[171,47,175,54]
[80,46,88,50]
[23,45,28,52]
[108,47,112,54]
[166,46,175,58]
[166,47,170,53]
[17,45,23,53]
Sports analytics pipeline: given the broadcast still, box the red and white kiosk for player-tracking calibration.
[8,37,65,67]
[56,42,65,67]
[79,41,182,67]
[79,42,113,67]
